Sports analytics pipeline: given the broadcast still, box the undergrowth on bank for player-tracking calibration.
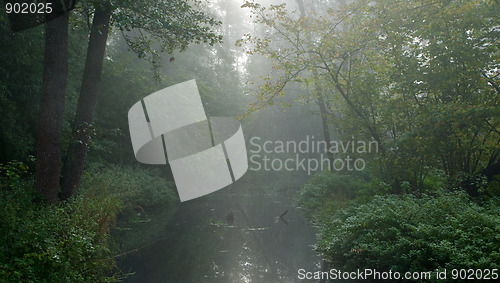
[0,160,177,282]
[298,170,500,278]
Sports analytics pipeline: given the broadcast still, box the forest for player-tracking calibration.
[0,0,499,282]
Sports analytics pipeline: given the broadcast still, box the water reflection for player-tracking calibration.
[118,188,320,282]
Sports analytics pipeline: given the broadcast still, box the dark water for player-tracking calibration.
[117,189,320,282]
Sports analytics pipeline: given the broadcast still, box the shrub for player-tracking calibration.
[297,170,386,221]
[0,161,178,282]
[317,192,500,276]
[0,181,114,282]
[79,162,178,210]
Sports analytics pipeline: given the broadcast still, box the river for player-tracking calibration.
[117,183,320,282]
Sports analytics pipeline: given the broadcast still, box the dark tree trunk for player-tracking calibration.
[34,12,70,204]
[60,7,111,200]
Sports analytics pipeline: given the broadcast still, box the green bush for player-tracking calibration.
[80,163,179,254]
[297,170,386,221]
[317,192,500,276]
[0,181,115,282]
[79,162,178,210]
[0,161,178,282]
[486,175,500,198]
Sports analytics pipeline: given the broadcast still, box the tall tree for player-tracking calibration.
[295,0,336,171]
[241,0,499,191]
[34,9,70,204]
[60,6,111,200]
[33,0,222,203]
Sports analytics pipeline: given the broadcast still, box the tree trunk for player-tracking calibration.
[315,82,335,170]
[60,7,111,200]
[295,0,335,171]
[34,12,70,204]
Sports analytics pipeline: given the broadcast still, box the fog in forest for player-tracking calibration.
[1,0,499,282]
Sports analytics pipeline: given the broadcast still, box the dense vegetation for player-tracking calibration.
[297,170,500,276]
[1,0,499,281]
[240,0,500,278]
[0,161,177,282]
[0,0,243,280]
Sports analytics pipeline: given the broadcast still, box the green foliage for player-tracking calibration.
[486,175,500,197]
[422,168,448,193]
[0,12,91,164]
[89,46,159,164]
[0,157,34,186]
[79,162,178,210]
[91,31,248,165]
[299,168,500,274]
[107,0,223,62]
[0,21,43,163]
[0,181,114,282]
[317,193,500,275]
[297,170,386,221]
[0,161,178,282]
[242,0,500,193]
[450,172,489,198]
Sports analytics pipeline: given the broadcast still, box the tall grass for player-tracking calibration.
[0,161,178,282]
